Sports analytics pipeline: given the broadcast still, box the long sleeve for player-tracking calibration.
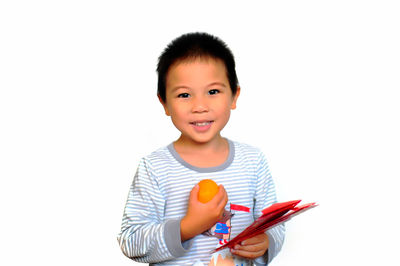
[253,152,285,265]
[117,158,190,263]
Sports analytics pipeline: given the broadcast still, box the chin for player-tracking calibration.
[182,134,215,145]
[191,137,213,144]
[195,136,222,145]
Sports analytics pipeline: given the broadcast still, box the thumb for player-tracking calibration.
[189,184,200,201]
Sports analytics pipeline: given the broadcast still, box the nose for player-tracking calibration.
[191,95,209,113]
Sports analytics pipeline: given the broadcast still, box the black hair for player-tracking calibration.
[157,32,239,103]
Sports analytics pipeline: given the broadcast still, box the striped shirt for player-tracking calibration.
[117,139,285,265]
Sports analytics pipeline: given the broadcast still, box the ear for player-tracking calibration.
[231,86,241,110]
[158,94,170,116]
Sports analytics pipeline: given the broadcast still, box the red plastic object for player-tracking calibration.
[214,200,317,252]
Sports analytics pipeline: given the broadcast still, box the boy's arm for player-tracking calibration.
[117,158,191,263]
[252,151,285,265]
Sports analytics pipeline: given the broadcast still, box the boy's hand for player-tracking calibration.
[180,184,228,242]
[230,233,269,259]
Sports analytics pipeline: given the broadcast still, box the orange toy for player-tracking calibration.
[198,179,219,203]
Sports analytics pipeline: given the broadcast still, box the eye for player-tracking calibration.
[208,89,220,95]
[178,93,190,98]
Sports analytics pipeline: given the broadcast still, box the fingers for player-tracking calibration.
[241,233,267,245]
[231,241,265,259]
[188,183,228,222]
[212,185,228,203]
[230,233,269,259]
[189,184,200,200]
[217,185,228,204]
[211,185,228,215]
[231,245,265,259]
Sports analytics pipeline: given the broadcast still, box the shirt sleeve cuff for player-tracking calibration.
[164,219,193,258]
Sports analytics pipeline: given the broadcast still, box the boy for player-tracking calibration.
[118,32,284,265]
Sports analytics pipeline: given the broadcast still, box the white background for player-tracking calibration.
[1,1,399,265]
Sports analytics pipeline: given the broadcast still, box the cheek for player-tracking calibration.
[222,110,231,123]
[217,102,232,120]
[169,106,187,122]
[212,107,231,127]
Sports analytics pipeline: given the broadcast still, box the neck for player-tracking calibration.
[174,135,227,154]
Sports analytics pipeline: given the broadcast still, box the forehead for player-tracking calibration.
[166,57,229,88]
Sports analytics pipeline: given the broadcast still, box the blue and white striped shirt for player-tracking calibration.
[118,140,285,265]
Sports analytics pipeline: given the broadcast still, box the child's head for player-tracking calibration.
[157,32,239,103]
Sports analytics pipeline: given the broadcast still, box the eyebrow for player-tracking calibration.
[171,85,190,92]
[207,82,227,88]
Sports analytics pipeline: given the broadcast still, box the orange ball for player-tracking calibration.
[198,179,219,203]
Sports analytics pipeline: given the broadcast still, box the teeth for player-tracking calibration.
[194,122,211,126]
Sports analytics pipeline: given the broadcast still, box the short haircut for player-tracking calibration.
[157,32,239,103]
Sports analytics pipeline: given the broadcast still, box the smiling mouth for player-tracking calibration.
[190,121,214,126]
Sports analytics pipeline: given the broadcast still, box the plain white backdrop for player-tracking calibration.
[1,1,399,265]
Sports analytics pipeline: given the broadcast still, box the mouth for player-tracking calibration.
[190,120,214,132]
[190,120,214,126]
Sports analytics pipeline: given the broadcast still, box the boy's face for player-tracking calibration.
[160,58,240,145]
